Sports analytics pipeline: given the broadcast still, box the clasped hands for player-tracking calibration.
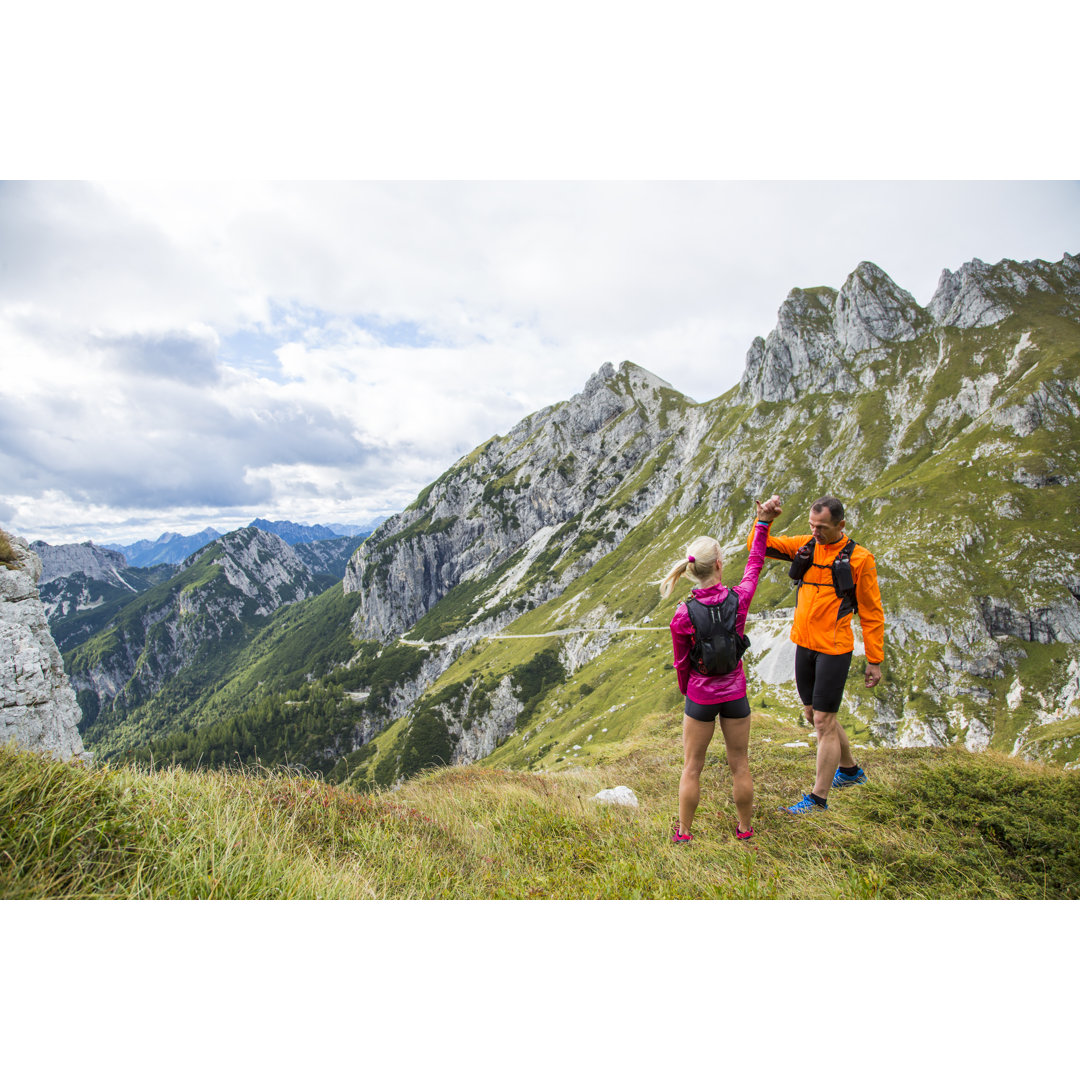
[755,494,783,523]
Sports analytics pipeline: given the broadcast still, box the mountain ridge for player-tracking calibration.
[98,519,373,567]
[67,527,323,756]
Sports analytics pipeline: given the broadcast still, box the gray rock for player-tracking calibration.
[737,262,926,405]
[591,786,638,807]
[1,534,89,762]
[30,540,132,586]
[927,254,1080,328]
[834,261,929,356]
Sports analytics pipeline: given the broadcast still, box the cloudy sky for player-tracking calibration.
[2,179,1077,546]
[2,4,1078,548]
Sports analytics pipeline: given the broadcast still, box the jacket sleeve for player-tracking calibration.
[748,522,808,562]
[733,521,770,621]
[670,603,692,696]
[855,550,885,665]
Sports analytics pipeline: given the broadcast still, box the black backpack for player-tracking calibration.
[787,538,859,618]
[684,590,750,676]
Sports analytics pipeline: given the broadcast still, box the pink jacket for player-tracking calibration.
[669,520,769,704]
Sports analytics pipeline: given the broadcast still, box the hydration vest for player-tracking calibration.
[787,538,859,618]
[684,590,750,676]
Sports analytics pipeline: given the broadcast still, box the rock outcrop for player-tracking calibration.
[1,532,89,762]
[927,254,1080,329]
[31,539,133,585]
[737,262,930,404]
[30,541,175,653]
[737,254,1080,405]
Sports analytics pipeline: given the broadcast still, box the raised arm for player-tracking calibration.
[747,496,805,561]
[736,496,782,594]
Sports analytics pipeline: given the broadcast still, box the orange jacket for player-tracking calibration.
[748,524,884,664]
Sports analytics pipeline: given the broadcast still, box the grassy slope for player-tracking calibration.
[4,709,1077,900]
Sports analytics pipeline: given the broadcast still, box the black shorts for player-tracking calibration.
[685,695,751,722]
[795,646,853,714]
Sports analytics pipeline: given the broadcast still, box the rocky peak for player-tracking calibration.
[507,360,668,444]
[928,258,1013,328]
[927,252,1080,328]
[582,360,619,396]
[344,362,691,640]
[184,527,318,616]
[737,260,926,404]
[31,539,130,586]
[736,255,1080,406]
[834,261,929,354]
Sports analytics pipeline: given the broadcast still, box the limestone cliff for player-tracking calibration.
[1,532,89,762]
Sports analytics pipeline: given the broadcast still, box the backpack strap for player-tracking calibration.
[717,587,740,630]
[833,538,858,617]
[789,537,859,616]
[685,591,739,630]
[684,591,744,676]
[788,540,814,581]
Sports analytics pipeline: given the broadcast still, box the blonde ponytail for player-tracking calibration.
[659,536,722,598]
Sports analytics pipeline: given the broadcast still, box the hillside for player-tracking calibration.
[31,541,174,652]
[70,253,1080,790]
[3,713,1077,899]
[67,528,321,757]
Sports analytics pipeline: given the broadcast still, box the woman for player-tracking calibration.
[661,495,782,843]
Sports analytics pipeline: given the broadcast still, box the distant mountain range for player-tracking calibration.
[100,518,383,567]
[31,524,372,654]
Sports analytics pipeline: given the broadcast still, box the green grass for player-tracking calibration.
[0,529,21,569]
[6,707,1077,899]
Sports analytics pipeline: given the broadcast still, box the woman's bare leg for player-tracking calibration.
[718,713,753,833]
[679,715,715,835]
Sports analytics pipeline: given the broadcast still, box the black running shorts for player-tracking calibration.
[794,646,853,714]
[684,695,751,722]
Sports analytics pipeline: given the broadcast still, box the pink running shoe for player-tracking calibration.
[672,826,693,844]
[736,827,754,841]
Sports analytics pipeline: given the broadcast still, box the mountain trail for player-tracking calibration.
[399,625,670,647]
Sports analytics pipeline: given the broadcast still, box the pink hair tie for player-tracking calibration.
[687,555,695,563]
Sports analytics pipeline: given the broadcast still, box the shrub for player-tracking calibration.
[0,530,20,570]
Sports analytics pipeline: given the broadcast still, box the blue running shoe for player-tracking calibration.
[832,766,867,789]
[782,793,826,814]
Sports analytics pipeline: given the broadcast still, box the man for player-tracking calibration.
[748,494,884,813]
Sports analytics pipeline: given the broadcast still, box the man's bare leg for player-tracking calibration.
[810,709,856,799]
